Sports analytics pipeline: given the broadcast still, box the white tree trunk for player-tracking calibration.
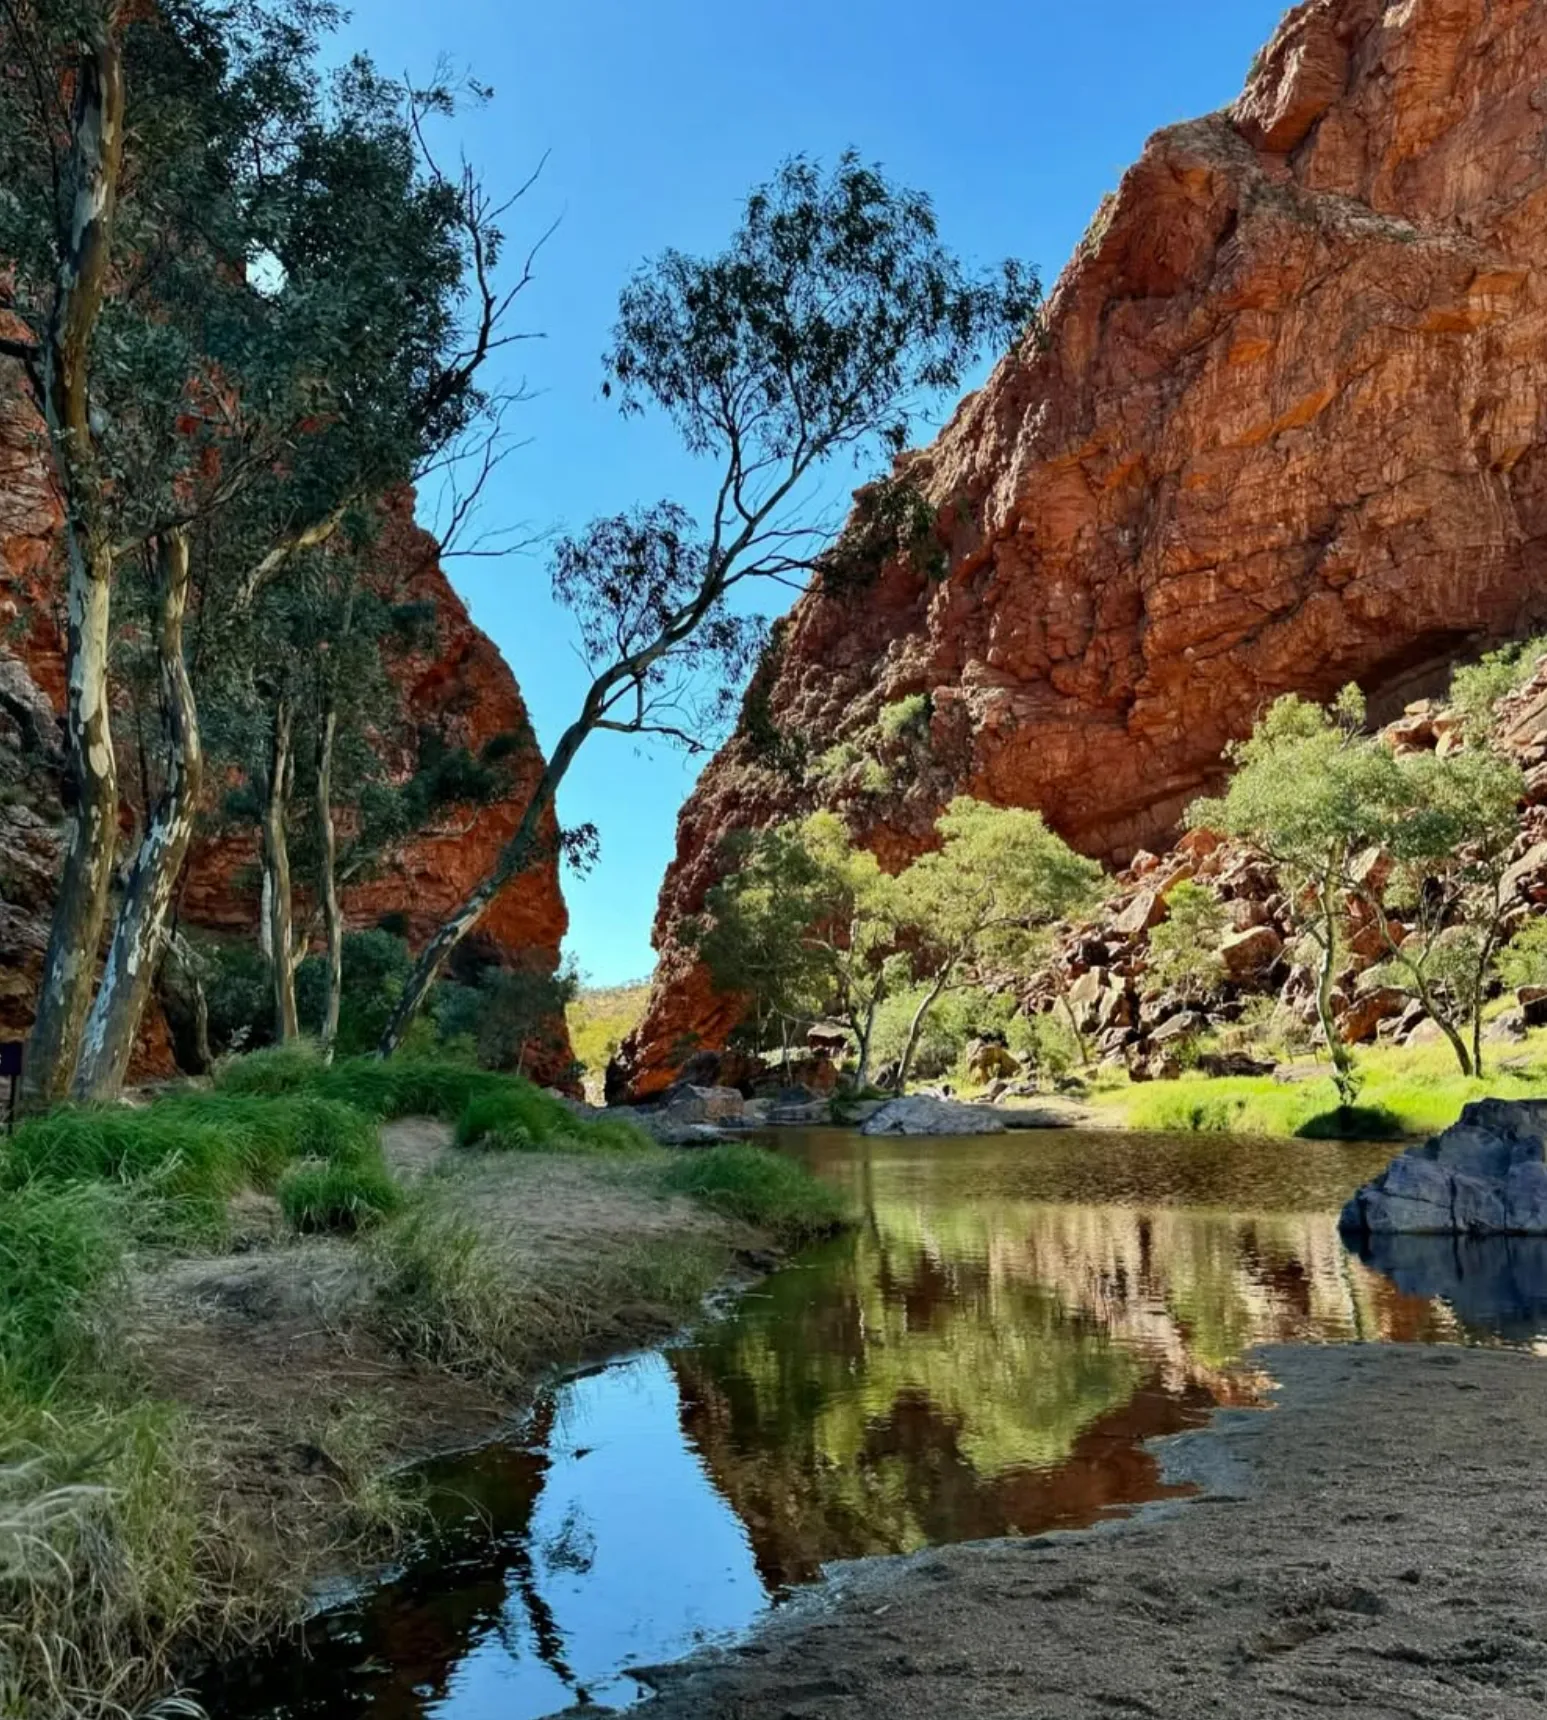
[73,531,202,1100]
[315,701,342,1059]
[262,696,300,1042]
[22,24,126,1108]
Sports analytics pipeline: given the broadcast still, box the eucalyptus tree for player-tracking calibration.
[0,0,531,1099]
[379,153,1041,1052]
[889,799,1102,1089]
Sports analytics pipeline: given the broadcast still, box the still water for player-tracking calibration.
[206,1128,1547,1720]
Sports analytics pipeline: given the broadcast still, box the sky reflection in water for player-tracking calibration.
[205,1128,1543,1720]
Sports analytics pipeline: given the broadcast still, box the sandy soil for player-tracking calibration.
[637,1344,1547,1719]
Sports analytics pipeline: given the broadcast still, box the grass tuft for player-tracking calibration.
[657,1144,848,1244]
[0,1185,124,1402]
[455,1084,651,1155]
[278,1159,404,1234]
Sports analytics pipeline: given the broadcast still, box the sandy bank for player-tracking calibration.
[637,1343,1547,1719]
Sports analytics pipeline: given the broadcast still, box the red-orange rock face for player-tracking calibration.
[625,0,1547,1095]
[0,374,571,1081]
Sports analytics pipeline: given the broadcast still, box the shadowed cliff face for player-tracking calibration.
[0,372,572,1082]
[622,0,1547,1096]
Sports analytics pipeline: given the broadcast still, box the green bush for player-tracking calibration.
[657,1144,847,1243]
[212,1039,325,1097]
[278,1159,403,1233]
[455,1083,650,1154]
[199,938,275,1054]
[877,692,931,742]
[296,929,413,1057]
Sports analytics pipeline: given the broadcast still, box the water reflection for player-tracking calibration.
[1353,1232,1547,1346]
[204,1128,1537,1720]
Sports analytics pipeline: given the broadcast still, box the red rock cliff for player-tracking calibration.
[0,367,571,1080]
[624,0,1547,1095]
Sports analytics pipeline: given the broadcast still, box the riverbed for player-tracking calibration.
[200,1127,1547,1719]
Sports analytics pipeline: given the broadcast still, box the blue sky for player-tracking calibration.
[339,0,1289,986]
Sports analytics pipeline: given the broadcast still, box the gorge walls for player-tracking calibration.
[624,0,1547,1094]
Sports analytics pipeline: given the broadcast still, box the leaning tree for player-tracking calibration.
[378,153,1041,1052]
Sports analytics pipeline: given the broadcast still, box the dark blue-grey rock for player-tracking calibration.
[1352,1232,1547,1342]
[1340,1099,1547,1236]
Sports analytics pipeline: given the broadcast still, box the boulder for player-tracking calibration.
[1150,1010,1206,1045]
[859,1096,1008,1138]
[1111,889,1165,938]
[1219,924,1282,980]
[1338,986,1408,1045]
[1340,1099,1547,1236]
[1518,986,1547,1028]
[657,1083,746,1124]
[965,1036,1019,1083]
[1197,1050,1275,1078]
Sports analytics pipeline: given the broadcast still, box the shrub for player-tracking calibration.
[1449,636,1547,737]
[657,1145,847,1243]
[1146,880,1228,1001]
[296,930,413,1057]
[1498,914,1547,991]
[278,1160,403,1234]
[199,939,275,1054]
[212,1039,325,1097]
[877,692,931,742]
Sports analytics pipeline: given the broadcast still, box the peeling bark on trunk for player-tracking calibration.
[74,531,203,1100]
[315,700,342,1060]
[22,24,127,1107]
[262,696,300,1042]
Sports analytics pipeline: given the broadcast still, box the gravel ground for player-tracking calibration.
[634,1344,1547,1720]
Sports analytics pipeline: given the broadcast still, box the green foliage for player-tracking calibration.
[298,931,413,1058]
[434,961,579,1075]
[278,1160,403,1234]
[871,985,1015,1080]
[1146,881,1228,1001]
[817,478,946,592]
[1009,1009,1082,1084]
[1120,1078,1403,1140]
[567,983,651,1079]
[877,693,932,742]
[657,1145,848,1244]
[0,1186,124,1400]
[454,1086,651,1155]
[1449,637,1547,738]
[201,939,276,1055]
[1499,915,1547,991]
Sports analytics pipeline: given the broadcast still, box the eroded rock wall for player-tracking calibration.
[625,0,1547,1094]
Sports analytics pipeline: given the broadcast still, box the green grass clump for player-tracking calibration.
[278,1159,403,1234]
[455,1082,651,1155]
[0,1185,124,1401]
[658,1144,848,1244]
[210,1038,326,1096]
[1109,1030,1547,1140]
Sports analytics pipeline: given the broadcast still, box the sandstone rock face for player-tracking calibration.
[625,0,1547,1095]
[0,375,571,1081]
[1341,1099,1547,1235]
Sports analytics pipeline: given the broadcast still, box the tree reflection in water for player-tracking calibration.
[203,1128,1507,1720]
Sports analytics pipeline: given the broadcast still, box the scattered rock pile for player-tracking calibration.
[1029,662,1547,1081]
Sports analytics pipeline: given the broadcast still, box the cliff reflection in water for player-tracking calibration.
[669,1129,1458,1588]
[204,1128,1491,1720]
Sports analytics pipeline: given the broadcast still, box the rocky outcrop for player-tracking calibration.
[0,374,572,1080]
[860,1096,1008,1137]
[625,0,1547,1095]
[1341,1099,1547,1235]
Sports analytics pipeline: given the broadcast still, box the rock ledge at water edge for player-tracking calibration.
[1340,1100,1547,1236]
